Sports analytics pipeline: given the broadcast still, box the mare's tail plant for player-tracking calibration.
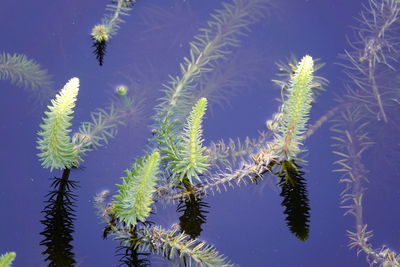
[91,0,136,65]
[37,78,82,171]
[159,97,209,187]
[340,0,400,123]
[113,151,161,227]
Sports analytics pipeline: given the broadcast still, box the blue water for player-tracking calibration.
[0,0,399,266]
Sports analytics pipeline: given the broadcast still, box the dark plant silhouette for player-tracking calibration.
[40,168,78,266]
[177,194,209,239]
[276,160,310,241]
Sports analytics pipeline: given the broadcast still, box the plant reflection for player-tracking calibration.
[40,168,77,266]
[177,194,210,239]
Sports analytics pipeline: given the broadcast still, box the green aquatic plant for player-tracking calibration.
[331,106,400,266]
[0,252,16,267]
[274,55,315,160]
[75,86,143,151]
[106,223,232,267]
[0,52,53,103]
[166,97,209,185]
[91,0,136,65]
[272,54,328,99]
[196,48,269,113]
[158,55,317,202]
[140,225,232,267]
[37,78,81,171]
[96,0,325,262]
[113,151,160,227]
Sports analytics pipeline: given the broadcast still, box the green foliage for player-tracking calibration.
[0,252,16,267]
[37,78,80,171]
[91,0,136,65]
[141,225,232,267]
[0,52,53,102]
[75,105,121,149]
[170,97,209,184]
[113,151,160,227]
[154,0,270,131]
[272,55,328,97]
[274,55,315,160]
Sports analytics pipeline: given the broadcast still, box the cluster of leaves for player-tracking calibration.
[113,151,161,227]
[153,0,270,131]
[37,78,81,171]
[274,55,315,160]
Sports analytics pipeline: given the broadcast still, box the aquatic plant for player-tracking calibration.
[37,78,81,171]
[340,0,400,122]
[107,224,232,267]
[163,97,209,185]
[0,252,16,267]
[272,55,328,99]
[140,225,232,267]
[273,55,315,160]
[0,52,54,103]
[331,106,400,266]
[91,0,326,263]
[113,151,161,227]
[91,0,136,65]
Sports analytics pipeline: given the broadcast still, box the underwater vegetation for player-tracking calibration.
[36,0,323,264]
[0,52,54,104]
[331,0,400,265]
[37,78,82,171]
[91,0,137,65]
[339,0,400,123]
[22,0,400,265]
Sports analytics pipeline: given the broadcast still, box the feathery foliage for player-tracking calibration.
[0,52,53,102]
[141,225,232,267]
[339,0,400,123]
[274,55,315,160]
[0,252,16,267]
[37,78,80,171]
[170,98,209,184]
[75,105,121,149]
[154,0,270,130]
[272,55,328,97]
[113,151,160,227]
[91,0,136,65]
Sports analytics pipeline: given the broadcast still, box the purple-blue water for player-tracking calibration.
[0,0,399,266]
